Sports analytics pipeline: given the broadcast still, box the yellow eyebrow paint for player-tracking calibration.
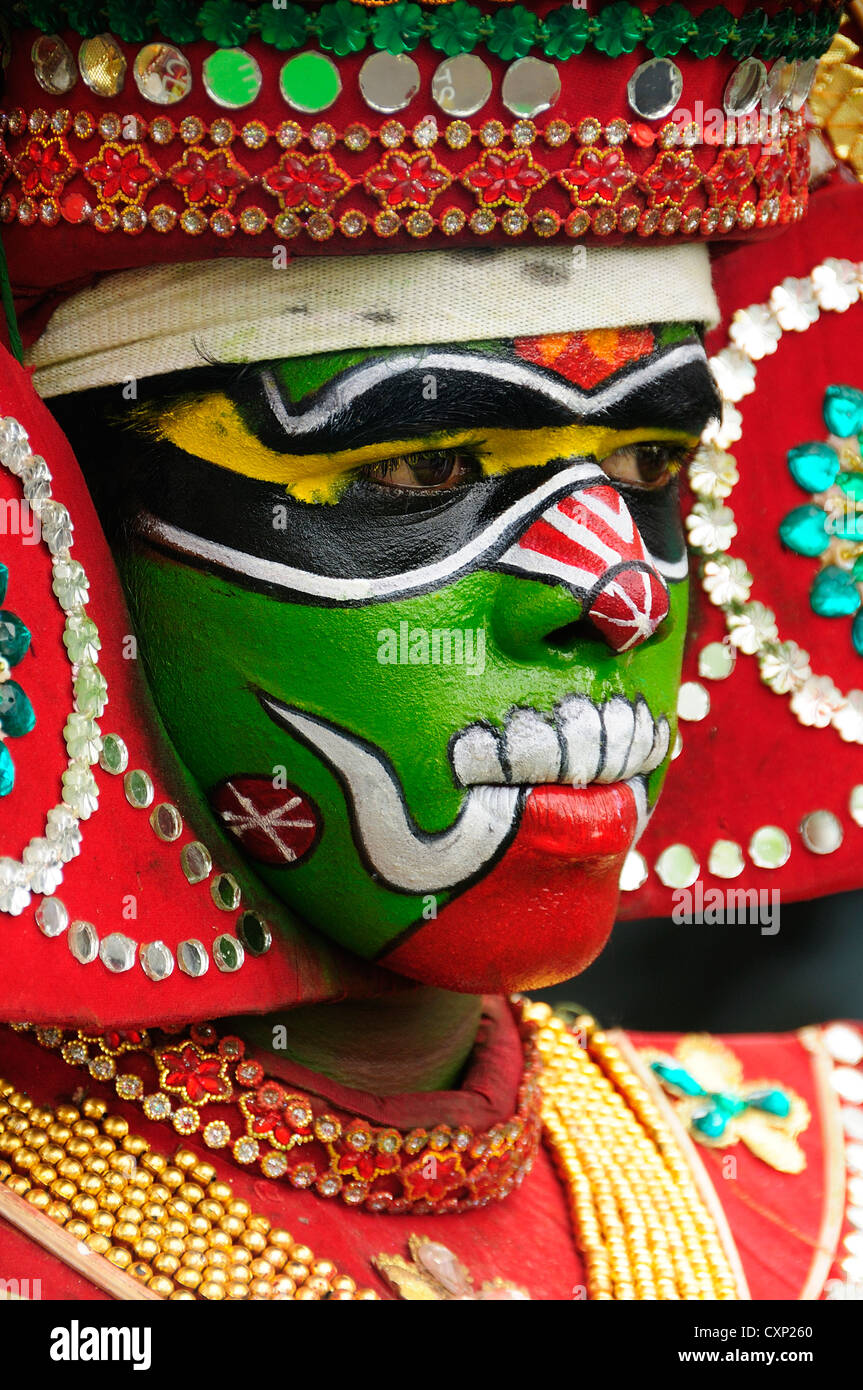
[141,392,696,505]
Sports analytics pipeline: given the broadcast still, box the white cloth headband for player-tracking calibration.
[27,243,719,398]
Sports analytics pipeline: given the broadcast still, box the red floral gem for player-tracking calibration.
[263,151,349,213]
[84,143,157,204]
[705,148,755,206]
[756,144,791,197]
[462,149,548,208]
[210,776,320,868]
[640,150,702,208]
[403,1148,466,1202]
[558,147,636,207]
[14,138,71,196]
[241,1084,314,1151]
[168,147,246,208]
[365,151,451,210]
[157,1043,231,1104]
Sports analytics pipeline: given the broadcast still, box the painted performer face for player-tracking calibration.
[67,326,719,993]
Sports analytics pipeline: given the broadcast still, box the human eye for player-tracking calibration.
[357,447,483,493]
[599,440,696,490]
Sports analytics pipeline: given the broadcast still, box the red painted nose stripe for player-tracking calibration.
[510,483,669,650]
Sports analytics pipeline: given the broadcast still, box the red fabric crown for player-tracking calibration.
[0,0,843,336]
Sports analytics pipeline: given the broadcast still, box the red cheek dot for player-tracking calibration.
[209,775,321,867]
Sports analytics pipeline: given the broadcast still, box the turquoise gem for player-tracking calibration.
[0,741,13,795]
[0,565,7,605]
[810,566,862,618]
[746,1087,791,1118]
[853,556,863,583]
[714,1091,746,1118]
[779,505,830,557]
[0,680,35,737]
[651,1060,705,1097]
[787,442,839,493]
[853,609,863,656]
[823,384,863,439]
[0,610,31,667]
[693,1106,727,1140]
[837,473,863,504]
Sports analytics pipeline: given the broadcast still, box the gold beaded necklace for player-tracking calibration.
[1,1003,743,1301]
[524,1001,742,1301]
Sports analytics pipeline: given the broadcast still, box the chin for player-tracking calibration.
[378,783,637,994]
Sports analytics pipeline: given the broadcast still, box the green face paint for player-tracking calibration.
[72,327,719,993]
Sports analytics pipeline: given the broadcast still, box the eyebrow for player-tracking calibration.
[242,343,720,457]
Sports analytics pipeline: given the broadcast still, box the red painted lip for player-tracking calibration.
[381,782,638,994]
[516,783,639,859]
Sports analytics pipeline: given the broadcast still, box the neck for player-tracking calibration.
[229,984,484,1095]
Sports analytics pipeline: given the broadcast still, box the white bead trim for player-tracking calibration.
[687,257,863,744]
[0,414,108,915]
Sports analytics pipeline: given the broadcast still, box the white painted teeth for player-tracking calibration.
[505,708,562,784]
[557,696,601,786]
[450,725,503,788]
[450,695,670,788]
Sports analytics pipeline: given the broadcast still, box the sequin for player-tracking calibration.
[654,844,699,889]
[627,58,683,122]
[211,873,241,911]
[762,60,797,114]
[68,920,99,965]
[799,810,843,855]
[35,896,69,938]
[707,840,745,880]
[150,803,183,842]
[698,643,735,681]
[32,35,77,96]
[78,34,127,99]
[432,55,492,118]
[359,52,420,115]
[501,57,561,119]
[99,932,136,974]
[619,850,648,891]
[133,43,192,106]
[279,52,341,114]
[98,733,128,775]
[788,58,819,113]
[236,911,272,957]
[177,939,210,978]
[822,1023,863,1067]
[677,681,710,722]
[214,935,244,973]
[202,49,263,110]
[724,58,767,118]
[180,841,212,885]
[123,768,154,809]
[140,940,175,982]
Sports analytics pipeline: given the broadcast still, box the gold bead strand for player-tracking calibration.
[0,1076,378,1300]
[524,1002,740,1301]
